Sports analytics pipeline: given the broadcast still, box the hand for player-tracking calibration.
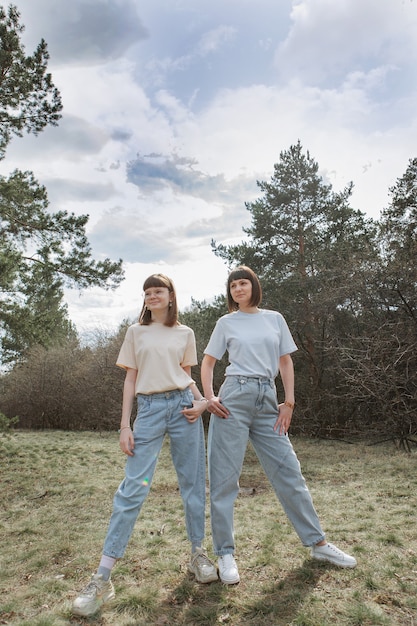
[181,399,206,423]
[119,428,134,456]
[274,403,293,435]
[207,396,229,419]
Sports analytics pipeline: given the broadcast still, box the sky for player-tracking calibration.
[2,0,417,337]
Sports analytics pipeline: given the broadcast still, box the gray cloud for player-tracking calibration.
[6,114,109,161]
[110,128,133,143]
[182,207,250,242]
[44,179,117,205]
[17,0,148,66]
[126,153,257,204]
[88,208,188,264]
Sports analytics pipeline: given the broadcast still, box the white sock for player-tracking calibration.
[97,555,116,580]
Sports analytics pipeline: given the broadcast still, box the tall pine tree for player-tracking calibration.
[213,141,377,432]
[0,6,124,364]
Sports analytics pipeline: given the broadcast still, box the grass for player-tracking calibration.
[1,431,417,625]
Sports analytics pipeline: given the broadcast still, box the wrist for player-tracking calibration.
[198,397,209,411]
[284,400,295,410]
[118,425,131,433]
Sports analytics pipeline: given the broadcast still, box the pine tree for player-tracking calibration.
[213,141,377,432]
[0,6,124,364]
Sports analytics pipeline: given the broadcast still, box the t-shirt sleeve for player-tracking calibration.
[181,327,198,367]
[278,314,298,356]
[204,318,227,360]
[116,326,138,370]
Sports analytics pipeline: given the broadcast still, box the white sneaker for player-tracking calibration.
[311,542,357,568]
[188,548,218,583]
[72,573,115,616]
[218,554,240,584]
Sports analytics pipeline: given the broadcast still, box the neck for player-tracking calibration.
[151,310,169,324]
[238,305,260,314]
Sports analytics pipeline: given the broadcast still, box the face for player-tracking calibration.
[143,286,172,312]
[229,278,253,307]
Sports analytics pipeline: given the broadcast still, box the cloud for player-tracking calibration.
[197,25,237,56]
[2,114,110,167]
[88,207,188,264]
[44,178,117,203]
[126,151,258,204]
[85,178,253,263]
[127,153,199,191]
[17,0,148,66]
[274,0,417,88]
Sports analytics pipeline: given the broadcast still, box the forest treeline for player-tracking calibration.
[1,142,416,450]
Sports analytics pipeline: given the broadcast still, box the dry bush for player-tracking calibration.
[0,327,127,430]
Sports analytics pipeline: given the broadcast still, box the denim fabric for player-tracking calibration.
[103,388,206,558]
[208,376,325,556]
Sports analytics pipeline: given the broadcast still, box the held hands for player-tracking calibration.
[181,399,208,423]
[207,396,229,419]
[119,427,134,456]
[274,402,294,435]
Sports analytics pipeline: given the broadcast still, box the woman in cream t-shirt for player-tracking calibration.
[72,274,217,617]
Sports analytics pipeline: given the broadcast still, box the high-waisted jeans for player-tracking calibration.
[103,388,206,558]
[208,376,325,556]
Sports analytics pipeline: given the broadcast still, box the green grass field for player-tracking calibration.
[1,430,417,625]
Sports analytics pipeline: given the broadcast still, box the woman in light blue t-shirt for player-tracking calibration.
[201,266,357,585]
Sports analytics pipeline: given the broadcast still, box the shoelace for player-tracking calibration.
[81,579,102,596]
[193,552,213,567]
[325,544,341,554]
[220,555,234,564]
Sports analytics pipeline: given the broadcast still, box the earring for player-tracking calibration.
[169,302,172,308]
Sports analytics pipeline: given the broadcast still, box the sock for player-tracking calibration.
[97,555,117,580]
[192,543,202,554]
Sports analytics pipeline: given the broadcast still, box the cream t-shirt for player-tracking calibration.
[116,322,197,395]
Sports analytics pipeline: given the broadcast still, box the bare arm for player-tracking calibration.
[180,365,208,423]
[201,354,229,418]
[119,367,137,456]
[274,353,295,435]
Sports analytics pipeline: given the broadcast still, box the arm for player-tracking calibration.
[180,365,208,423]
[119,367,137,456]
[201,354,229,418]
[274,353,295,435]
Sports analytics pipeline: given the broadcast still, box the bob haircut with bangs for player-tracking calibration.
[139,273,179,327]
[227,265,262,312]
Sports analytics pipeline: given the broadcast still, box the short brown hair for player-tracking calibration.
[139,274,178,327]
[226,266,262,312]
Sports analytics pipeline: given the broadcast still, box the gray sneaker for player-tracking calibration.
[311,542,357,568]
[188,548,218,583]
[71,573,115,616]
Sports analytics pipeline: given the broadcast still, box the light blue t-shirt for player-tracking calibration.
[204,309,298,379]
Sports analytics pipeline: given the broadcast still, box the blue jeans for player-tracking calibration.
[208,376,325,556]
[103,388,206,558]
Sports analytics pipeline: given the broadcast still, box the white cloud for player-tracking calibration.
[275,0,417,86]
[197,25,237,56]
